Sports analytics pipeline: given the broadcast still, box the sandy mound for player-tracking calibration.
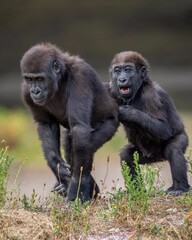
[0,209,53,239]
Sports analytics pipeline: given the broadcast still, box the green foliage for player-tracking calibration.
[115,151,158,214]
[0,144,13,207]
[0,107,29,147]
[21,190,44,212]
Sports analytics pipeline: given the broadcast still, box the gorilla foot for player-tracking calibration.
[166,184,191,195]
[67,174,100,203]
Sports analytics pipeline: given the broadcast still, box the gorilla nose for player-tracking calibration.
[118,77,127,83]
[31,88,41,95]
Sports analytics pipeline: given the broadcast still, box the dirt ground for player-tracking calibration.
[0,209,53,239]
[0,195,192,240]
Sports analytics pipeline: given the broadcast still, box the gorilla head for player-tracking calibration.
[20,43,66,105]
[109,51,150,103]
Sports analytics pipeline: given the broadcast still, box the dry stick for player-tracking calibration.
[91,165,97,200]
[57,163,61,185]
[12,160,26,193]
[101,156,110,193]
[56,163,68,198]
[76,166,83,199]
[92,180,97,200]
[168,222,182,240]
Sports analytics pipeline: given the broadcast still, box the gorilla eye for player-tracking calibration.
[25,77,33,83]
[114,67,121,74]
[37,77,44,82]
[53,61,61,74]
[124,67,132,73]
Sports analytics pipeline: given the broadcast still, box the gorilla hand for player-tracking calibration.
[53,161,71,196]
[119,105,137,123]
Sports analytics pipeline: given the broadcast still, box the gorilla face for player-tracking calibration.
[111,62,146,101]
[112,62,137,99]
[23,75,50,105]
[21,44,62,106]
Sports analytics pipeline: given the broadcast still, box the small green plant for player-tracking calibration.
[121,151,158,213]
[21,188,47,212]
[0,143,13,207]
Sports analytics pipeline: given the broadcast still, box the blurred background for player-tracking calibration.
[0,0,192,197]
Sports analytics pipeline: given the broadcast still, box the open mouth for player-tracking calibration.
[119,87,130,95]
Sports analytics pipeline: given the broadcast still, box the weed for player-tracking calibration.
[189,157,192,176]
[149,223,163,237]
[121,151,158,213]
[0,143,13,207]
[178,192,192,208]
[21,188,49,212]
[186,148,192,176]
[109,151,158,219]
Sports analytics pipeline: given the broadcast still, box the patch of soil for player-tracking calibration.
[0,195,191,240]
[0,209,53,239]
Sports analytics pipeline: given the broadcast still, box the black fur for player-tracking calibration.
[21,43,118,202]
[109,51,190,194]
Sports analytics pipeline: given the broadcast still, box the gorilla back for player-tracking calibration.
[21,43,118,202]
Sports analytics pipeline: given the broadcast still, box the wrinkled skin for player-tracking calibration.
[109,51,191,195]
[111,62,145,102]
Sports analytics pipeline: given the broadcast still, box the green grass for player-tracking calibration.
[0,143,13,207]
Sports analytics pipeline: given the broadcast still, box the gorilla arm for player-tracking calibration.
[119,105,173,141]
[25,98,71,191]
[37,122,71,183]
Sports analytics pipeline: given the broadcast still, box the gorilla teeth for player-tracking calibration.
[120,87,130,94]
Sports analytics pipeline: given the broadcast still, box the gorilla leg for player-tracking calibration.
[119,143,162,191]
[67,118,118,202]
[62,128,73,165]
[120,144,139,178]
[164,133,190,194]
[67,125,99,202]
[90,116,118,153]
[55,117,118,201]
[120,144,150,180]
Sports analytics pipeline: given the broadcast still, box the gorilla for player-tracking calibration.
[109,51,191,194]
[20,43,118,202]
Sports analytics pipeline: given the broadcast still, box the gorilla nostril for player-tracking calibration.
[32,88,41,95]
[119,78,127,83]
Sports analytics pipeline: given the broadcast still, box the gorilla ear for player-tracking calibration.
[140,66,147,78]
[53,61,61,74]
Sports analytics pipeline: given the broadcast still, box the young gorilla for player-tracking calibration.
[20,43,118,202]
[109,51,191,194]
